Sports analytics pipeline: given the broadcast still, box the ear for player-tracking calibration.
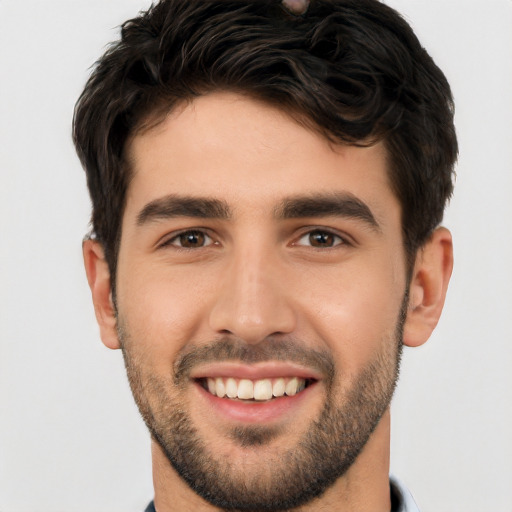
[403,227,453,347]
[82,239,120,350]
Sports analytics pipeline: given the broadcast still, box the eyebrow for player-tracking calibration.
[274,193,381,231]
[136,192,380,231]
[136,195,231,225]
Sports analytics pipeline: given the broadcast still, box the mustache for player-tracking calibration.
[173,337,335,386]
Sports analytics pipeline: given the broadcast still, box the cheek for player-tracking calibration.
[116,266,215,361]
[299,260,405,374]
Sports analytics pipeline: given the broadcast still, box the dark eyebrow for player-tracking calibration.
[136,194,231,225]
[274,193,381,231]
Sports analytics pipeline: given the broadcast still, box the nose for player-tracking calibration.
[208,246,297,344]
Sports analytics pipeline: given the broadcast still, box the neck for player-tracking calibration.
[152,409,392,512]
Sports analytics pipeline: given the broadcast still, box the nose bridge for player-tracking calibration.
[209,239,296,343]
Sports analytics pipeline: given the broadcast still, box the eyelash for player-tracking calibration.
[160,229,216,250]
[159,227,351,252]
[293,229,348,249]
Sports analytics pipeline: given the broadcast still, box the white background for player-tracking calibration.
[1,1,511,511]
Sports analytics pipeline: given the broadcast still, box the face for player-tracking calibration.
[116,92,408,509]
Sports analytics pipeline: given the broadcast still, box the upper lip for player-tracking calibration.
[189,362,323,381]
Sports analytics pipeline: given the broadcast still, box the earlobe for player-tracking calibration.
[403,227,453,348]
[82,239,120,350]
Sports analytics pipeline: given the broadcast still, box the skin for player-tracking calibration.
[83,92,453,511]
[282,0,310,14]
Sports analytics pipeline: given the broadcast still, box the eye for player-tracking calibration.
[165,230,214,249]
[295,229,345,248]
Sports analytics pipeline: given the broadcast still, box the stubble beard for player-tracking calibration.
[118,298,406,512]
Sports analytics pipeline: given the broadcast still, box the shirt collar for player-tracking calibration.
[390,475,421,512]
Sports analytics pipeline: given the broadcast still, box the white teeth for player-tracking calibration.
[215,377,226,398]
[272,378,286,397]
[254,379,273,401]
[204,377,308,400]
[285,377,299,396]
[237,379,254,399]
[226,378,238,398]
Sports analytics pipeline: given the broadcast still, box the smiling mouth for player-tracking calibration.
[198,377,316,401]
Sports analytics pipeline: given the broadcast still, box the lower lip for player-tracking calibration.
[194,381,318,424]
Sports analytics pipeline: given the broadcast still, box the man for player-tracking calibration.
[73,0,457,510]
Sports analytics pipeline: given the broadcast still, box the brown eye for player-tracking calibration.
[309,231,335,247]
[296,229,343,248]
[171,230,211,248]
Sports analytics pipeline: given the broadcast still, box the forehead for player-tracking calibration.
[125,92,396,219]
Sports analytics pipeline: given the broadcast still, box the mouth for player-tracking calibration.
[190,362,322,423]
[198,376,316,402]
